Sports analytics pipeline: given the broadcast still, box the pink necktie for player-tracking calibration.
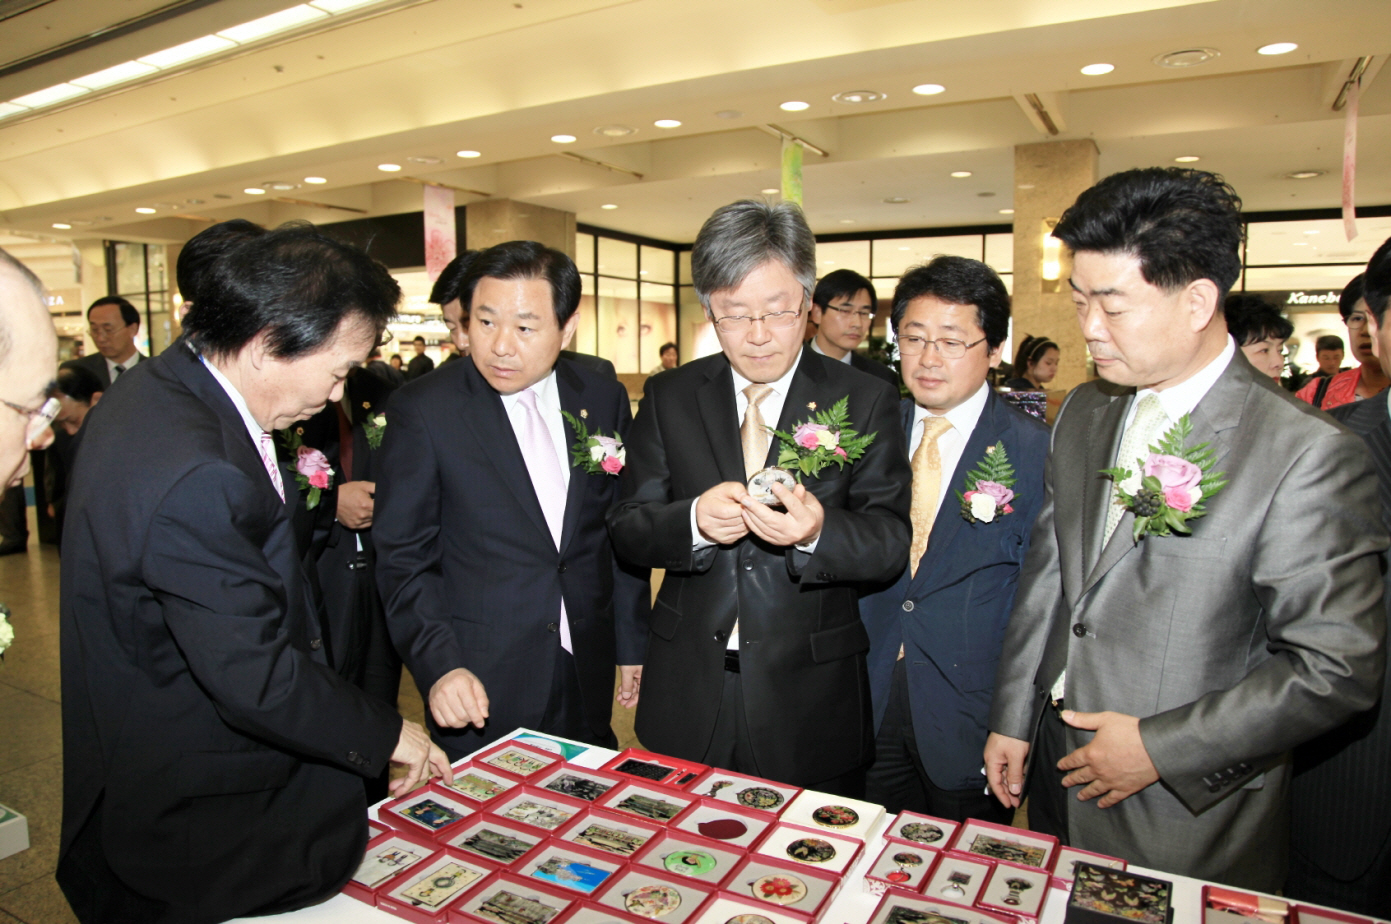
[516,389,571,653]
[258,431,285,502]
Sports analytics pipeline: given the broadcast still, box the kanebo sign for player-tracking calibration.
[1282,291,1340,306]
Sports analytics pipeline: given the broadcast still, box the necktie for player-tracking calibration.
[1103,394,1170,545]
[258,431,285,502]
[741,384,774,479]
[908,415,955,577]
[516,388,572,653]
[113,364,125,379]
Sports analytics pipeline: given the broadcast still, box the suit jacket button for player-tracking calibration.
[557,563,567,573]
[742,559,753,571]
[1208,782,1222,793]
[309,638,322,650]
[902,600,915,612]
[1072,623,1087,638]
[714,629,727,642]
[348,751,360,762]
[547,622,558,633]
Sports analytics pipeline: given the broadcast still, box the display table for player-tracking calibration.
[237,730,1350,924]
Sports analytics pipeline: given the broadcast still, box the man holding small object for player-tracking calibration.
[608,199,911,792]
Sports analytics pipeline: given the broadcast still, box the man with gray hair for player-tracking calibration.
[608,200,911,792]
[0,249,58,488]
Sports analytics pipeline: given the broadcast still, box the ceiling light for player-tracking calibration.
[898,246,911,251]
[595,125,635,137]
[779,101,810,111]
[999,209,1015,215]
[217,5,326,43]
[600,204,618,210]
[0,102,27,118]
[260,181,297,191]
[308,0,383,10]
[761,188,780,195]
[1285,170,1324,180]
[407,155,442,165]
[303,177,327,184]
[456,150,481,158]
[377,163,401,172]
[551,134,577,143]
[831,90,884,104]
[912,83,946,96]
[1258,42,1298,56]
[135,207,157,214]
[951,171,973,178]
[839,219,856,224]
[1292,241,1310,246]
[70,61,157,90]
[1080,63,1114,76]
[244,187,266,195]
[52,223,72,230]
[715,109,743,119]
[653,119,681,129]
[884,197,911,204]
[1153,47,1220,68]
[138,34,236,69]
[1303,229,1320,235]
[1174,155,1201,163]
[11,84,89,108]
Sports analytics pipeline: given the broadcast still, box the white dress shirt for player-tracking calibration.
[498,370,571,496]
[908,380,991,523]
[809,337,853,364]
[199,353,271,468]
[1119,337,1235,437]
[108,350,141,382]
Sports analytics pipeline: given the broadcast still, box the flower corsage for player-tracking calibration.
[563,409,625,475]
[364,410,387,449]
[279,427,335,509]
[0,602,13,659]
[767,396,877,480]
[1101,414,1227,542]
[957,442,1017,524]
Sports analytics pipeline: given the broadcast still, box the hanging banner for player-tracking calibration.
[423,184,456,281]
[1343,78,1359,242]
[781,137,803,208]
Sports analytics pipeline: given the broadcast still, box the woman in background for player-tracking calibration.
[1005,335,1059,391]
[1225,294,1292,382]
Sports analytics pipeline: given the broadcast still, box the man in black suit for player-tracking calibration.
[809,269,898,388]
[405,335,434,380]
[375,241,649,759]
[1286,235,1391,915]
[70,296,145,389]
[608,201,911,791]
[58,225,448,924]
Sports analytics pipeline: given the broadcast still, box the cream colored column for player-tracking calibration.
[1011,140,1098,393]
[465,199,576,258]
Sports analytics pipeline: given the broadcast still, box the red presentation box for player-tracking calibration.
[671,797,774,851]
[376,850,497,923]
[724,852,841,919]
[380,785,476,839]
[950,819,1058,873]
[868,887,1018,924]
[472,741,564,782]
[439,814,548,869]
[1293,906,1377,924]
[1204,886,1291,924]
[863,840,936,896]
[369,819,390,839]
[633,828,746,889]
[557,807,665,859]
[977,863,1049,923]
[564,901,652,924]
[1049,846,1126,889]
[486,787,590,835]
[883,811,960,851]
[603,748,708,788]
[449,871,580,924]
[344,828,443,904]
[923,853,993,907]
[597,780,697,825]
[753,822,863,876]
[513,839,627,897]
[532,765,626,804]
[440,761,523,809]
[681,768,801,815]
[591,864,717,924]
[690,892,812,924]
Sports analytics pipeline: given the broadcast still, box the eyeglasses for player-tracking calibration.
[711,307,804,334]
[896,335,988,359]
[2,396,60,447]
[88,323,130,337]
[821,305,874,322]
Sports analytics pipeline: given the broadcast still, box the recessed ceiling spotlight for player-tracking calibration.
[1080,63,1114,76]
[951,171,973,178]
[653,119,681,129]
[1303,229,1320,235]
[831,90,884,104]
[244,187,266,195]
[303,177,327,184]
[715,109,743,119]
[456,150,481,158]
[68,219,94,226]
[839,219,856,224]
[999,209,1015,215]
[52,223,72,230]
[135,207,157,213]
[600,203,618,210]
[1174,155,1201,163]
[779,100,810,111]
[1153,47,1220,68]
[1285,170,1325,180]
[912,83,946,96]
[884,196,911,204]
[761,188,780,195]
[551,134,577,143]
[377,163,401,172]
[263,181,299,191]
[1258,42,1298,55]
[594,125,635,137]
[186,198,205,204]
[407,155,442,165]
[898,246,911,251]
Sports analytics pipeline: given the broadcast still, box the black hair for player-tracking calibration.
[1339,274,1365,322]
[658,342,677,355]
[183,222,399,360]
[55,363,104,404]
[1053,167,1244,307]
[813,269,877,312]
[890,256,1010,348]
[1365,238,1391,325]
[87,296,140,328]
[412,335,426,345]
[1013,335,1059,374]
[460,240,581,326]
[390,353,402,363]
[430,249,481,306]
[1316,334,1345,353]
[1223,294,1293,346]
[177,220,266,307]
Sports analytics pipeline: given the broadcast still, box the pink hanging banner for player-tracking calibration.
[1343,78,1359,242]
[423,184,456,281]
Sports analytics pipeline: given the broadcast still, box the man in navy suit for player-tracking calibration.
[860,256,1049,822]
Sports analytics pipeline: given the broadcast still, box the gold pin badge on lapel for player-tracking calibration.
[362,401,371,409]
[580,409,589,419]
[807,402,817,411]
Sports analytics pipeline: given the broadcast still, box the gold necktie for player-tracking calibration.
[909,415,955,577]
[1103,394,1169,544]
[741,384,774,479]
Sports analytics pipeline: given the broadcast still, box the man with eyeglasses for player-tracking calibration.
[608,200,911,793]
[809,269,898,388]
[858,256,1048,823]
[70,296,144,389]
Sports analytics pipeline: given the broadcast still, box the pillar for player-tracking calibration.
[465,199,576,258]
[1011,140,1099,392]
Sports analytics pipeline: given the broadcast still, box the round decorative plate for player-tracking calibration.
[751,874,807,905]
[898,822,944,844]
[726,916,775,924]
[785,838,836,864]
[697,818,748,840]
[663,850,718,877]
[624,884,682,918]
[736,787,784,810]
[810,805,859,828]
[892,852,925,867]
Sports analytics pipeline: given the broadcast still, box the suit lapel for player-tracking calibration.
[1080,394,1133,587]
[556,360,589,556]
[697,358,747,483]
[772,347,829,466]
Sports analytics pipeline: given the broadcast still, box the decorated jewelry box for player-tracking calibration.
[976,864,1048,922]
[724,853,842,919]
[598,781,697,825]
[381,785,477,840]
[378,850,495,923]
[862,841,935,896]
[632,829,745,889]
[439,815,547,868]
[346,830,445,904]
[780,790,885,841]
[603,748,708,788]
[532,766,626,805]
[950,820,1058,873]
[517,842,627,897]
[590,864,716,924]
[689,893,813,924]
[881,811,960,853]
[443,762,522,809]
[866,886,1020,924]
[1064,862,1173,924]
[671,798,775,851]
[682,768,801,815]
[1049,847,1126,890]
[474,741,564,782]
[449,871,580,924]
[558,808,664,859]
[487,788,590,835]
[754,821,864,876]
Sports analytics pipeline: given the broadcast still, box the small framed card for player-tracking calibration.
[452,871,578,924]
[535,767,625,804]
[591,866,715,924]
[923,854,992,907]
[682,769,800,815]
[489,789,588,833]
[446,763,521,807]
[1204,886,1289,924]
[1050,847,1125,889]
[442,816,546,868]
[1293,907,1377,924]
[726,854,840,918]
[378,853,493,921]
[867,890,1018,924]
[780,790,884,841]
[560,810,663,858]
[753,822,863,876]
[671,799,772,850]
[381,787,475,838]
[953,820,1057,871]
[687,894,811,924]
[863,841,937,896]
[633,830,744,887]
[599,782,695,824]
[883,812,959,851]
[978,865,1049,920]
[603,749,707,788]
[345,831,441,902]
[520,844,625,896]
[1065,863,1173,924]
[475,742,562,781]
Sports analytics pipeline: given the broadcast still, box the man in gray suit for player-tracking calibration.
[984,168,1386,891]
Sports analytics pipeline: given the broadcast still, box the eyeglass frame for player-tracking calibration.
[818,303,875,322]
[2,395,60,448]
[895,334,989,359]
[708,303,807,335]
